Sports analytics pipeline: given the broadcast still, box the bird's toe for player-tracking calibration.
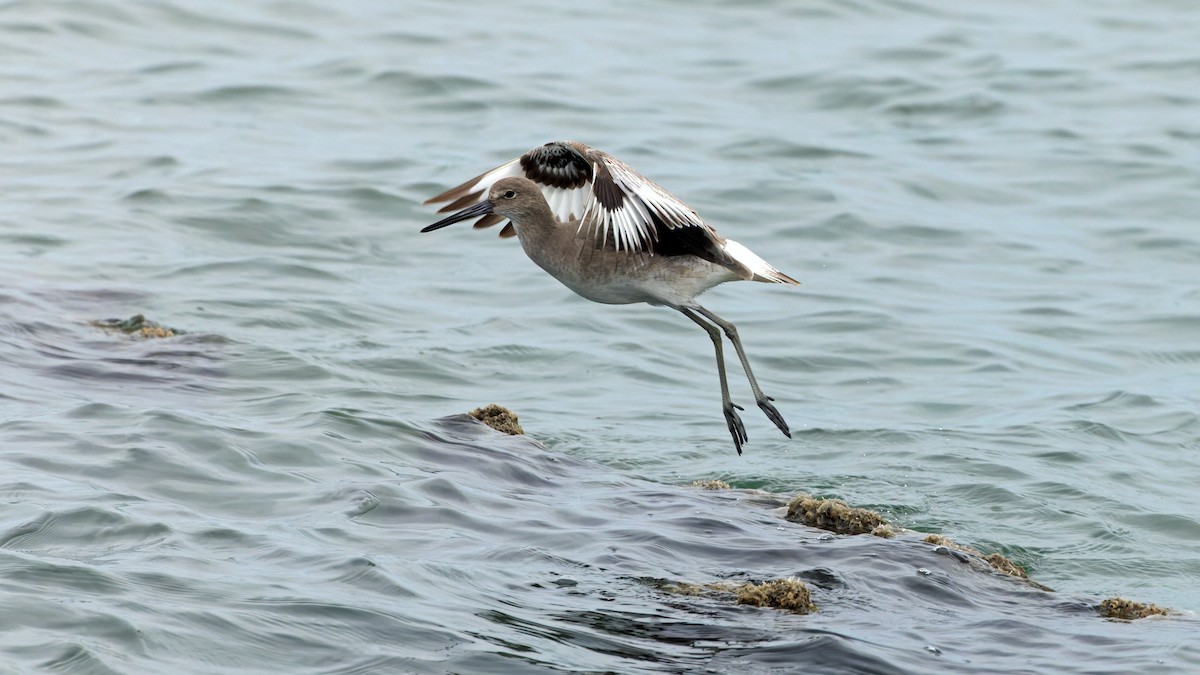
[757,397,792,438]
[723,402,749,455]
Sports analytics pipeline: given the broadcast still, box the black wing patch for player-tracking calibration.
[648,212,729,268]
[590,159,627,212]
[520,142,592,190]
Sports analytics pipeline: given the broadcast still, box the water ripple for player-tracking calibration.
[2,0,1199,671]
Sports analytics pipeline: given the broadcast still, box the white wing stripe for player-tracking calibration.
[470,159,522,195]
[627,198,653,244]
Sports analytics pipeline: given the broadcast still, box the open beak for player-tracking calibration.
[421,199,495,233]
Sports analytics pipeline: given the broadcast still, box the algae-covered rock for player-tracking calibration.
[468,404,524,435]
[735,578,817,614]
[657,576,817,614]
[871,523,897,539]
[921,530,1036,578]
[660,581,711,596]
[691,479,731,490]
[786,494,888,535]
[985,552,1028,579]
[1099,597,1169,620]
[92,314,179,338]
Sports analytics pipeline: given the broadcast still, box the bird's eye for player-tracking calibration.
[502,190,516,199]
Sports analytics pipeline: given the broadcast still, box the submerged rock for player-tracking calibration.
[923,534,1051,589]
[985,552,1028,579]
[735,578,817,614]
[916,533,1060,590]
[91,314,179,338]
[467,404,524,435]
[1099,597,1170,621]
[657,577,817,615]
[690,479,731,490]
[659,581,711,597]
[652,496,1174,625]
[871,523,897,539]
[786,494,890,536]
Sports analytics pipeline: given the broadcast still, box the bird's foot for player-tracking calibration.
[724,402,748,455]
[757,395,792,438]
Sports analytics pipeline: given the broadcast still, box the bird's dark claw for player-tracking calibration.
[757,396,791,438]
[724,401,749,455]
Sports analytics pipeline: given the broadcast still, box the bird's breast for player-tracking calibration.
[516,227,739,307]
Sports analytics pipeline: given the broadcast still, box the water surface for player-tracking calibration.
[2,0,1198,672]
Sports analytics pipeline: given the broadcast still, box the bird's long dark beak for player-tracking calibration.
[421,199,495,233]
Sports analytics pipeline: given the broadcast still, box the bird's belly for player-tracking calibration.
[557,275,655,305]
[532,250,740,307]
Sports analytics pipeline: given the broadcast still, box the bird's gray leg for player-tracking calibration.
[678,307,747,455]
[694,305,791,438]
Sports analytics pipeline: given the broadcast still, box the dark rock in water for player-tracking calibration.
[468,404,524,435]
[1099,597,1170,620]
[91,314,179,338]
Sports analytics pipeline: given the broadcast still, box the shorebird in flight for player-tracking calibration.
[423,140,799,455]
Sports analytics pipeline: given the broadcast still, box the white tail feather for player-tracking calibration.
[723,239,800,285]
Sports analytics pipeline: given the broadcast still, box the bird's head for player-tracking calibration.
[421,177,549,233]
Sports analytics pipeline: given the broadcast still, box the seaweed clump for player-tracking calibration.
[92,314,178,338]
[468,404,524,435]
[786,494,892,537]
[1099,597,1169,621]
[657,577,817,615]
[735,578,817,614]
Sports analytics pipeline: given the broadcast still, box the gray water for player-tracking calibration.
[2,0,1199,672]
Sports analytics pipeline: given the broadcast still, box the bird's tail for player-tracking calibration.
[723,239,801,285]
